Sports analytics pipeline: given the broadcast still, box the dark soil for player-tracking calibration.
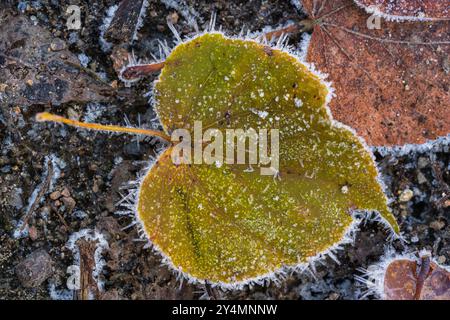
[0,0,448,300]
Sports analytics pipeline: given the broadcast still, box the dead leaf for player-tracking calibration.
[0,10,114,107]
[354,0,450,20]
[302,0,450,146]
[137,33,398,285]
[384,256,450,300]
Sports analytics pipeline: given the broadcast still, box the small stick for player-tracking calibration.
[36,112,171,143]
[76,239,100,300]
[19,160,54,232]
[120,62,165,80]
[263,19,314,41]
[52,206,71,231]
[414,254,432,300]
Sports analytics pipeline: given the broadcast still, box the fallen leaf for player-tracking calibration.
[302,0,450,146]
[354,0,450,20]
[137,33,399,285]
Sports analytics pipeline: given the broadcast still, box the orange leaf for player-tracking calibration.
[384,256,450,300]
[302,0,450,146]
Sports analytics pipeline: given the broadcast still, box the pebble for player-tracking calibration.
[61,187,71,198]
[15,249,53,288]
[7,188,23,210]
[328,292,340,300]
[61,196,76,210]
[444,199,450,208]
[399,189,414,202]
[430,220,445,231]
[49,190,61,200]
[417,171,427,184]
[50,38,66,51]
[438,256,446,264]
[417,157,429,169]
[92,176,102,193]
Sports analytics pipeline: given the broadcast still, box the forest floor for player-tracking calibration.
[0,0,449,300]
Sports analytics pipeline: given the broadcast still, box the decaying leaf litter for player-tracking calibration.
[2,0,448,298]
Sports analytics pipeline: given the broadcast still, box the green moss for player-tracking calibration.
[138,33,399,284]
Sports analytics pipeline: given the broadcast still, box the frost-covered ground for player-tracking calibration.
[0,0,449,300]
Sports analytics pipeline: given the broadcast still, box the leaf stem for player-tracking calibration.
[36,112,172,143]
[120,62,165,80]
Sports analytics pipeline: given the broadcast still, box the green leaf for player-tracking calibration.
[138,33,399,285]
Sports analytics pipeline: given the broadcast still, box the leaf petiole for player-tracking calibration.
[36,112,172,143]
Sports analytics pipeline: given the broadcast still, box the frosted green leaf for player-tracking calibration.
[138,33,399,285]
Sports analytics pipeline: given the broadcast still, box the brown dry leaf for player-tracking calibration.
[384,257,450,300]
[302,0,450,146]
[0,10,114,107]
[354,0,450,20]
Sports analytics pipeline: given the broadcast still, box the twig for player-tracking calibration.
[414,254,432,300]
[51,205,71,231]
[19,160,53,232]
[76,239,100,300]
[263,20,313,41]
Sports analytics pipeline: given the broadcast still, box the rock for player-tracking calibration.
[15,249,53,288]
[50,38,66,51]
[417,157,429,169]
[49,190,61,200]
[7,188,23,210]
[61,196,76,211]
[417,171,427,184]
[399,189,414,202]
[327,292,340,300]
[430,220,445,231]
[61,187,71,198]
